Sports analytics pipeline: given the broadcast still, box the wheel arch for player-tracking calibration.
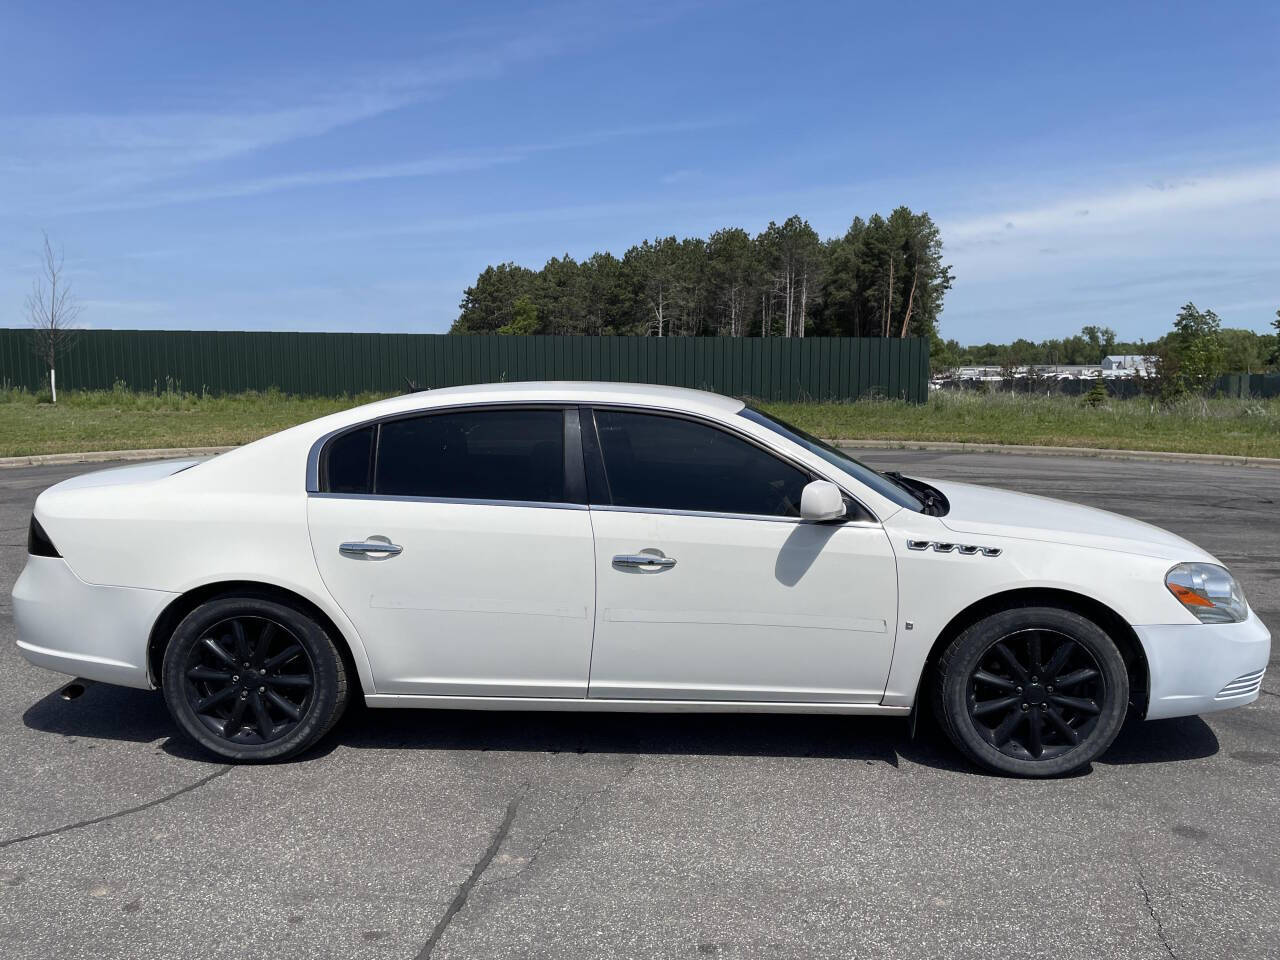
[918,587,1150,718]
[147,580,369,697]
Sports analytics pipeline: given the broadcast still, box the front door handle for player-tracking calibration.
[339,535,403,559]
[613,553,676,569]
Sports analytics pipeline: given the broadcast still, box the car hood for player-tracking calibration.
[924,478,1216,563]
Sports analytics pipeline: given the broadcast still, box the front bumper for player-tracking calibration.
[12,555,176,690]
[1137,609,1272,720]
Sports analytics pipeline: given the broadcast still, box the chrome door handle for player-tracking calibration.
[613,554,676,569]
[339,536,403,558]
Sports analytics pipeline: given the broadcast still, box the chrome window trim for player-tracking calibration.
[588,502,882,526]
[308,491,589,511]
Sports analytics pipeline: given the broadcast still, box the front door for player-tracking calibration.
[307,406,596,698]
[583,408,899,702]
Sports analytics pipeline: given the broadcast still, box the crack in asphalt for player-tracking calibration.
[416,791,524,960]
[0,766,231,850]
[494,759,638,889]
[1134,862,1177,959]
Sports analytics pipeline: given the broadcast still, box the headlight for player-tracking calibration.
[1165,563,1248,623]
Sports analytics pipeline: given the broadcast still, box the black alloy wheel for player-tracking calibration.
[966,627,1105,762]
[933,606,1129,777]
[162,596,349,762]
[183,616,315,745]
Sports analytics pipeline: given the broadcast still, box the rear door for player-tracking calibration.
[307,406,597,698]
[582,407,899,703]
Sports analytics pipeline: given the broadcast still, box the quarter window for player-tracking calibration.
[593,410,809,518]
[322,425,374,494]
[322,409,570,503]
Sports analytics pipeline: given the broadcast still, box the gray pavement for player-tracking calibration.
[0,452,1276,960]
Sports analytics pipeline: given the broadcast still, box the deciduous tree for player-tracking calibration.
[26,232,81,403]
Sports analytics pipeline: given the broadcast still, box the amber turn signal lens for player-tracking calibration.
[1167,582,1213,607]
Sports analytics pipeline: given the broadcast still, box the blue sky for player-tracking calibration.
[1,0,1277,344]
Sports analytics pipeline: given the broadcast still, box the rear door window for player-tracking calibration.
[374,408,568,503]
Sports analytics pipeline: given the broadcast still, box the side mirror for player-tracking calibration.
[800,480,847,522]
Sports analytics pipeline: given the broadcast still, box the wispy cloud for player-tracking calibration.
[0,7,623,216]
[55,118,731,213]
[943,164,1280,246]
[660,168,700,184]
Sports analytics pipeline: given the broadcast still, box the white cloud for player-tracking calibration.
[938,163,1280,339]
[943,164,1280,246]
[0,10,605,215]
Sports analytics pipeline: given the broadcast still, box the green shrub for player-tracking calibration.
[1083,379,1108,408]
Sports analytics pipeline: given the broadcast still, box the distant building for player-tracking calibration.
[1101,355,1151,375]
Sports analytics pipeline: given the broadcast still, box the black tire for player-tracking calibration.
[932,606,1128,777]
[161,596,349,762]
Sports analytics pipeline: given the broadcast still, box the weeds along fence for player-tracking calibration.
[0,329,930,403]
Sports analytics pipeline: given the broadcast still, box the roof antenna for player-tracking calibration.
[402,377,428,394]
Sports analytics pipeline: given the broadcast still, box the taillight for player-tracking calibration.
[27,517,61,557]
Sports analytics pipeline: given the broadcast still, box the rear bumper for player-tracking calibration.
[1137,610,1271,720]
[12,555,175,690]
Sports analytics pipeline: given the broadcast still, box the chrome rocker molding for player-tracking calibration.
[907,539,1002,557]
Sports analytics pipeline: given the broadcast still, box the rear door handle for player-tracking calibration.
[339,536,403,559]
[613,554,676,569]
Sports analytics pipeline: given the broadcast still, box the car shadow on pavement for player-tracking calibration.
[22,682,1220,774]
[1097,715,1220,766]
[334,707,918,768]
[21,681,218,763]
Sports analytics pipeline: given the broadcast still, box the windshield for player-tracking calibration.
[739,406,924,512]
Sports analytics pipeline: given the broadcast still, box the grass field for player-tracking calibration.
[2,386,1278,459]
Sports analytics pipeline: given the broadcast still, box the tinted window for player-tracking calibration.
[594,410,809,517]
[738,406,922,511]
[374,409,568,502]
[323,425,374,494]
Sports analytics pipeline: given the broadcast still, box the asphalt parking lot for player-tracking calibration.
[1,452,1276,960]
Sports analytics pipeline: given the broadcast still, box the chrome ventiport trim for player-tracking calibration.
[907,540,1002,557]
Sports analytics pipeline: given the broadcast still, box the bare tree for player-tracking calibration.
[898,262,919,338]
[26,233,82,402]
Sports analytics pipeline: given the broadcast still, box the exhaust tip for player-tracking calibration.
[58,680,90,701]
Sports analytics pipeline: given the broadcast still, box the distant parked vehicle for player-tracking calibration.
[13,382,1269,775]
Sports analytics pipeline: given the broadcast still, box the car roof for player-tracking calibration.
[348,380,747,420]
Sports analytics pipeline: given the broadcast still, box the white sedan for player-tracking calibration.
[12,382,1270,776]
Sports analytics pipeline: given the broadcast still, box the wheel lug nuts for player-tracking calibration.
[1047,686,1054,693]
[258,686,265,693]
[1021,704,1029,711]
[1016,687,1022,693]
[232,675,239,682]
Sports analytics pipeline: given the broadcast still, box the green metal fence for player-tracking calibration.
[0,329,931,402]
[1217,372,1280,399]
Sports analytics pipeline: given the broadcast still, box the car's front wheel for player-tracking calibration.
[161,596,349,762]
[933,606,1129,777]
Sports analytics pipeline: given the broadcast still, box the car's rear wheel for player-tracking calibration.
[161,597,349,762]
[933,606,1128,777]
